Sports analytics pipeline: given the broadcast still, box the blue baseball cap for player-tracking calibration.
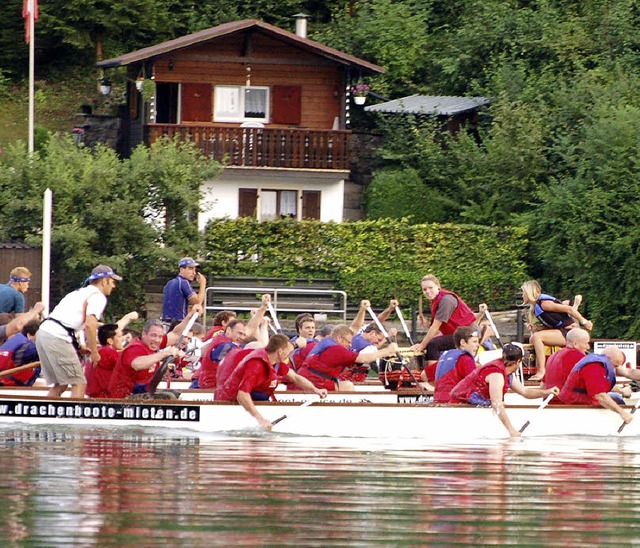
[82,265,123,287]
[178,257,199,268]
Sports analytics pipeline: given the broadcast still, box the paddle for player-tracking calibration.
[483,309,504,349]
[271,398,316,426]
[0,361,40,378]
[267,301,283,333]
[148,312,199,395]
[618,397,640,434]
[395,305,414,346]
[366,306,430,397]
[518,392,555,434]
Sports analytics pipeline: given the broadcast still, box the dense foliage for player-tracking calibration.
[202,218,528,311]
[0,135,220,316]
[2,0,640,336]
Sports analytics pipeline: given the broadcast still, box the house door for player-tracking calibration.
[156,82,179,123]
[182,83,212,122]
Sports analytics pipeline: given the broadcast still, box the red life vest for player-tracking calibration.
[198,334,234,389]
[0,348,40,386]
[215,348,284,401]
[558,355,616,405]
[430,289,476,335]
[543,347,585,391]
[203,325,225,342]
[216,347,253,388]
[434,349,476,403]
[450,359,509,405]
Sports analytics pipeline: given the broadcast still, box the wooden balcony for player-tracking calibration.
[146,124,351,170]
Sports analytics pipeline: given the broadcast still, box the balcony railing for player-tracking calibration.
[146,124,351,170]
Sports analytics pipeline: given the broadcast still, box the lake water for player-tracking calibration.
[0,425,639,546]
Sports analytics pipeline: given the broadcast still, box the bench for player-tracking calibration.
[204,281,348,324]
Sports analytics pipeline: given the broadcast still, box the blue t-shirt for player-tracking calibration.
[162,275,195,321]
[0,284,25,314]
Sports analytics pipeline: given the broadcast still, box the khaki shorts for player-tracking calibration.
[35,329,86,386]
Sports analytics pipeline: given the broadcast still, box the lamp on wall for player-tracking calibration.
[99,77,112,96]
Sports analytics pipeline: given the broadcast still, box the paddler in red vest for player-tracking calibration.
[194,294,271,389]
[433,326,480,403]
[289,313,318,370]
[203,310,237,342]
[450,343,559,438]
[558,347,632,425]
[107,317,190,399]
[542,328,590,392]
[410,274,481,382]
[215,334,328,430]
[296,324,399,392]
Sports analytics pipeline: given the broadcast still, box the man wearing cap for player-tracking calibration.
[0,267,32,314]
[162,257,206,323]
[36,264,122,398]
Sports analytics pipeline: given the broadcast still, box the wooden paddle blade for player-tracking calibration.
[147,357,172,395]
[618,403,640,433]
[271,414,287,426]
[0,361,40,378]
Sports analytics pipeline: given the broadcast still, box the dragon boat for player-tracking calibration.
[0,392,637,440]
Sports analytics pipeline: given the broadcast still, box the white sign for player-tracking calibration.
[593,340,637,369]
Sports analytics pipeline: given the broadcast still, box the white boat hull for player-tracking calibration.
[0,394,636,440]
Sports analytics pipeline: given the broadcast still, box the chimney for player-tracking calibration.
[293,13,309,39]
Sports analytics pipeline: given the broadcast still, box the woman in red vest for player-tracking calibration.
[411,274,480,382]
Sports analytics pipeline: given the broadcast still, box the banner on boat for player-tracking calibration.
[0,399,201,422]
[593,340,637,369]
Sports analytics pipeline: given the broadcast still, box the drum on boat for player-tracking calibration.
[378,348,423,390]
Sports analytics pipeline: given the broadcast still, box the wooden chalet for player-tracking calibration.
[98,18,384,225]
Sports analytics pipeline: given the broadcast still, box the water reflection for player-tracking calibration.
[1,427,640,545]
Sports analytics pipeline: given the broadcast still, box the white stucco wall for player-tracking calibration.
[198,168,348,230]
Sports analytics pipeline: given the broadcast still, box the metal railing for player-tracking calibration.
[204,286,348,325]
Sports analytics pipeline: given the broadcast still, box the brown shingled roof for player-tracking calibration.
[97,18,384,74]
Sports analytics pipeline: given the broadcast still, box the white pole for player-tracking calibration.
[27,0,35,155]
[41,188,52,317]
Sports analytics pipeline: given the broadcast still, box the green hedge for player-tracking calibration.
[202,218,528,311]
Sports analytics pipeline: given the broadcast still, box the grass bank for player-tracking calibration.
[0,74,99,151]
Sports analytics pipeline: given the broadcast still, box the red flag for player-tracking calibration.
[22,0,39,44]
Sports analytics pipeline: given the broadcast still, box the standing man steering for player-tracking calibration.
[162,257,206,324]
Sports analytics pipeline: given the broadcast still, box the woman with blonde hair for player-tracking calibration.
[521,279,592,381]
[410,274,479,382]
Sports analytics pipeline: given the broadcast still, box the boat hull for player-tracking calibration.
[0,394,636,440]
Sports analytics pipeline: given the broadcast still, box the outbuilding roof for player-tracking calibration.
[98,18,384,74]
[365,95,490,115]
[0,241,35,249]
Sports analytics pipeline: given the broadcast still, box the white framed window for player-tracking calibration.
[214,85,269,123]
[259,190,297,220]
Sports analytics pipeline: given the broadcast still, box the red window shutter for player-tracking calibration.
[238,188,258,217]
[272,85,302,125]
[301,190,321,220]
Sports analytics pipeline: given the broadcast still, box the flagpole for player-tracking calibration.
[41,188,52,317]
[27,0,35,155]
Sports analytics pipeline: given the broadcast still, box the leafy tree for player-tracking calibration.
[0,135,221,315]
[524,102,640,338]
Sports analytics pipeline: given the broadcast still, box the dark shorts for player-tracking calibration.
[425,334,456,361]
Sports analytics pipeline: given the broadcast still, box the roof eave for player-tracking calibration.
[97,19,384,74]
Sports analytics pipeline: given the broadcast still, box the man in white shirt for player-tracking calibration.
[36,265,122,398]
